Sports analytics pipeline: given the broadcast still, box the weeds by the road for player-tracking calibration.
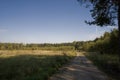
[84,52,120,80]
[0,50,76,80]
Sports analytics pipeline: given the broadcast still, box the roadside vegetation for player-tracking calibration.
[84,52,119,80]
[0,50,76,80]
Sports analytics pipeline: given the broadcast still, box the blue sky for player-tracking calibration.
[0,0,115,43]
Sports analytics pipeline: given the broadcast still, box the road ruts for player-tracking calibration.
[49,52,108,80]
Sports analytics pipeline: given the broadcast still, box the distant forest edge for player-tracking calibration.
[81,29,119,54]
[0,42,75,51]
[0,29,119,54]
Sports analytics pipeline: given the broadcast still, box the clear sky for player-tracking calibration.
[0,0,115,43]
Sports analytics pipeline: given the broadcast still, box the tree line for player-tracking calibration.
[0,42,74,51]
[74,29,119,55]
[0,29,118,54]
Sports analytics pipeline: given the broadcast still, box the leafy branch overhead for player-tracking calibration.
[77,0,118,26]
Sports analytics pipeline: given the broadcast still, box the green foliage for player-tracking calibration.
[84,52,120,80]
[81,29,119,54]
[77,0,118,26]
[0,51,76,80]
[0,43,74,51]
[73,41,84,51]
[0,29,118,54]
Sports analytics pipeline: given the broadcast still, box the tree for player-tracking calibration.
[77,0,120,55]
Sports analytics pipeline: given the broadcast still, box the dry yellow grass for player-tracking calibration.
[0,50,75,58]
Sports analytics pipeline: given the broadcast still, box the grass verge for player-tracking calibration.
[0,50,76,80]
[84,52,120,80]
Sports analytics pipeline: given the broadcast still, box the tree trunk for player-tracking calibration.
[118,1,120,62]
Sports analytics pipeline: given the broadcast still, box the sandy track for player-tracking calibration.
[49,52,108,80]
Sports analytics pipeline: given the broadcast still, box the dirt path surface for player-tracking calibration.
[49,52,108,80]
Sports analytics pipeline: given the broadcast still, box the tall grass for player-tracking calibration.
[0,50,76,80]
[84,52,120,80]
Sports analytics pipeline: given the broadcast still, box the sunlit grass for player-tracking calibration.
[0,50,76,80]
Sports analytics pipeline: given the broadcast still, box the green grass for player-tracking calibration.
[0,50,76,80]
[84,52,120,80]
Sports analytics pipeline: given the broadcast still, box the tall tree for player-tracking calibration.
[77,0,120,55]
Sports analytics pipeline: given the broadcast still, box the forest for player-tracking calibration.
[76,29,119,54]
[0,42,74,51]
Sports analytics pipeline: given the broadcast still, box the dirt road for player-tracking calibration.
[49,52,108,80]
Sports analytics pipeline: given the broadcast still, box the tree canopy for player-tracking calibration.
[77,0,120,59]
[77,0,119,26]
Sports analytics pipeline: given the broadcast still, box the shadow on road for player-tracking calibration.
[49,52,108,80]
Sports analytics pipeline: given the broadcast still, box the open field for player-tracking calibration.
[0,50,76,80]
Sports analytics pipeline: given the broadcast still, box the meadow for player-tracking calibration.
[0,50,76,80]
